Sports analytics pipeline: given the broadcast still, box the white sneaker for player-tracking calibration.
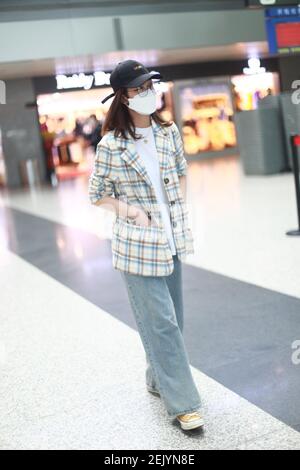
[176,411,204,430]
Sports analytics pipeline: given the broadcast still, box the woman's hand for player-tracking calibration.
[128,206,157,228]
[134,208,152,227]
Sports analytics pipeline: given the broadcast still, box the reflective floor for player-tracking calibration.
[1,154,300,450]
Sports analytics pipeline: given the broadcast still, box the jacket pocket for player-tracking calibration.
[184,227,195,254]
[172,226,194,253]
[112,216,167,248]
[111,217,170,275]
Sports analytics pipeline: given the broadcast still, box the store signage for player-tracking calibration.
[56,71,111,90]
[292,80,300,104]
[243,58,266,75]
[266,5,300,16]
[259,1,277,4]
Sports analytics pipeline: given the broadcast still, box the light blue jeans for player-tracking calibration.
[120,254,202,419]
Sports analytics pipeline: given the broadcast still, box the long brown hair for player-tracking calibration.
[101,87,173,140]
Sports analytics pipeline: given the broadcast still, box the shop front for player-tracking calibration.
[35,75,174,184]
[32,57,280,183]
[172,61,279,159]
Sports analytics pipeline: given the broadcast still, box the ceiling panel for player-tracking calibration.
[0,41,271,80]
[0,1,247,23]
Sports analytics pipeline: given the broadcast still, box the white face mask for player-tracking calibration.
[126,88,157,115]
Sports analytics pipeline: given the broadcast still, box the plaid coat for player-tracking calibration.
[88,117,194,276]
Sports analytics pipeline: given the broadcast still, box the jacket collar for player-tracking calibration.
[115,116,170,188]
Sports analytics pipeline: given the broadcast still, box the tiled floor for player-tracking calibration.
[1,154,300,450]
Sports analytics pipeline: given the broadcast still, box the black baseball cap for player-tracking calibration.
[101,59,162,104]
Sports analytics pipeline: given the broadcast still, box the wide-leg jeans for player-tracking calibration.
[120,254,202,419]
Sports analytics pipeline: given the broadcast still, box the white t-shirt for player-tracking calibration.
[134,126,176,255]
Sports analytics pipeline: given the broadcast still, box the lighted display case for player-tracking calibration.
[172,77,238,159]
[231,60,280,111]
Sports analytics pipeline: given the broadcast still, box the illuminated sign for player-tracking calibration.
[56,71,111,90]
[243,58,266,75]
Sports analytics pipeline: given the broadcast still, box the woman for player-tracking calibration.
[88,60,204,431]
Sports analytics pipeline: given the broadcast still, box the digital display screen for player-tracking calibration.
[265,6,300,54]
[276,21,300,48]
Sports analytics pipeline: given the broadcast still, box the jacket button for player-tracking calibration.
[173,221,177,228]
[164,178,169,184]
[170,201,175,206]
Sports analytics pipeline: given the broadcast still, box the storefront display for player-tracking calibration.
[37,89,115,181]
[174,79,237,156]
[35,65,281,172]
[231,64,279,111]
[37,82,174,181]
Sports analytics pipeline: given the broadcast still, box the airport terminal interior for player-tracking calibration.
[1,0,300,451]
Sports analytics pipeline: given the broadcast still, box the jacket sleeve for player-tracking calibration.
[171,122,188,177]
[88,140,115,204]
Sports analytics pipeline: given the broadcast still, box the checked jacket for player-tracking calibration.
[88,117,194,276]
